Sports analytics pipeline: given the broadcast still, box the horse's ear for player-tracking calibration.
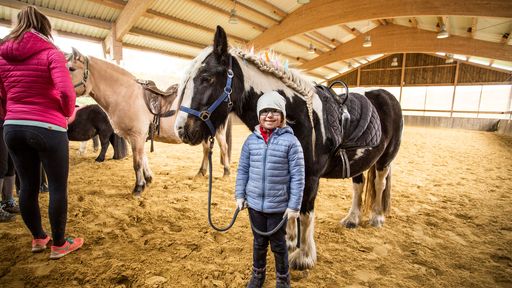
[213,26,228,60]
[64,52,72,62]
[71,47,81,59]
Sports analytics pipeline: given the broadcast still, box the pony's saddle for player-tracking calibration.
[136,79,178,117]
[316,85,382,177]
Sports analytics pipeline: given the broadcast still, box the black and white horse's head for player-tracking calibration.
[175,26,243,145]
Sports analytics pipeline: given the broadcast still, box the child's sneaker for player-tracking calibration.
[50,237,84,259]
[32,235,51,252]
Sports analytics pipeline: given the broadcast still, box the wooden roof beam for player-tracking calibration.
[339,24,362,37]
[249,0,287,18]
[129,28,206,49]
[302,33,334,50]
[187,0,267,31]
[409,17,418,28]
[286,39,324,56]
[249,0,512,49]
[310,31,342,47]
[0,0,111,30]
[299,24,512,71]
[469,17,478,38]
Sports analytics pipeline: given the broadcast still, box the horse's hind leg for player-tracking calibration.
[367,165,391,227]
[195,141,208,178]
[340,173,364,228]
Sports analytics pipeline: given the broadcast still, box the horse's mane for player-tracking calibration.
[229,47,315,127]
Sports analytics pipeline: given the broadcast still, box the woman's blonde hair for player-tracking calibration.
[2,5,52,43]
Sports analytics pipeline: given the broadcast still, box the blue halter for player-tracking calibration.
[179,57,234,136]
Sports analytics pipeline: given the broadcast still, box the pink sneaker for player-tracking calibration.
[50,237,84,259]
[32,235,51,252]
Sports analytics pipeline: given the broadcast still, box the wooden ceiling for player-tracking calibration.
[0,0,511,81]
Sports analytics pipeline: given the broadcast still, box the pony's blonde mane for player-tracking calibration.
[229,47,315,129]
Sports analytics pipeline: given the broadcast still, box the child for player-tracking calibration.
[235,91,305,288]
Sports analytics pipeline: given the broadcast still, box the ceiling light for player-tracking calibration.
[347,63,353,69]
[437,24,449,39]
[307,43,315,54]
[391,57,398,67]
[362,35,372,47]
[228,8,238,24]
[297,0,310,3]
[445,54,454,64]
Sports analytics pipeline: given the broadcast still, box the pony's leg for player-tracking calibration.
[92,135,100,152]
[289,176,319,270]
[142,155,153,184]
[195,141,208,177]
[340,173,364,228]
[95,135,110,162]
[131,140,146,196]
[215,133,230,178]
[369,165,391,227]
[78,141,87,156]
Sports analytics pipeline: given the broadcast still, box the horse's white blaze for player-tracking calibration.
[341,182,363,226]
[289,211,316,269]
[176,47,213,130]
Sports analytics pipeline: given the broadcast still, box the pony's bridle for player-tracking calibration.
[179,56,234,137]
[72,56,89,96]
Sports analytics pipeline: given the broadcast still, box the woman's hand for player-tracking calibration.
[236,198,247,210]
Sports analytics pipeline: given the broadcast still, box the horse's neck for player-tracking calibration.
[88,58,138,111]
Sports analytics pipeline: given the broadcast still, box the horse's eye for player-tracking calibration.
[68,67,76,72]
[200,75,214,84]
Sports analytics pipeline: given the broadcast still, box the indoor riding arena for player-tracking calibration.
[0,1,511,288]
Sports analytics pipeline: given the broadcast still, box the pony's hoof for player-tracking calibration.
[132,185,144,197]
[145,176,153,184]
[289,249,315,271]
[340,214,359,229]
[194,169,207,178]
[369,215,385,228]
[222,168,230,178]
[95,158,105,162]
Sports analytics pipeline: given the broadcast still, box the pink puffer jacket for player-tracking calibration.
[0,30,75,128]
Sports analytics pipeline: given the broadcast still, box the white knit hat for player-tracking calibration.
[257,91,286,119]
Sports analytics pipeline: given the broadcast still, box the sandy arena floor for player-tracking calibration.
[0,124,511,288]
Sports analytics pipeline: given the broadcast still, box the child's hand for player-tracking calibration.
[284,208,300,220]
[236,198,247,210]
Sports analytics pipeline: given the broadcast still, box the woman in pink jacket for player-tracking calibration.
[0,6,83,259]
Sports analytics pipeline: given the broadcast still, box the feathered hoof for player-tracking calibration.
[369,214,385,228]
[222,168,230,178]
[340,214,360,229]
[289,249,316,271]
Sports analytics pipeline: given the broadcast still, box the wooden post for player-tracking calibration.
[449,61,460,117]
[477,85,484,118]
[399,53,406,103]
[356,67,361,87]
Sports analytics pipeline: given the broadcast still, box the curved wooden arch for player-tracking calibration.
[250,0,512,49]
[300,25,512,71]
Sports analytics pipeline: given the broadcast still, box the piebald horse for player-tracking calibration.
[67,48,232,196]
[175,26,403,269]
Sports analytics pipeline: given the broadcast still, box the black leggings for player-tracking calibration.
[249,208,289,274]
[4,125,69,246]
[0,123,15,177]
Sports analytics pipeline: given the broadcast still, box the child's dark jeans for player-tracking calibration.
[248,208,289,275]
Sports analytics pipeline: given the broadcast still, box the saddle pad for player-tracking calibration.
[343,93,382,149]
[316,86,381,150]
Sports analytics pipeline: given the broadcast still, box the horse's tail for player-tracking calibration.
[363,165,392,215]
[220,115,233,165]
[111,133,128,160]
